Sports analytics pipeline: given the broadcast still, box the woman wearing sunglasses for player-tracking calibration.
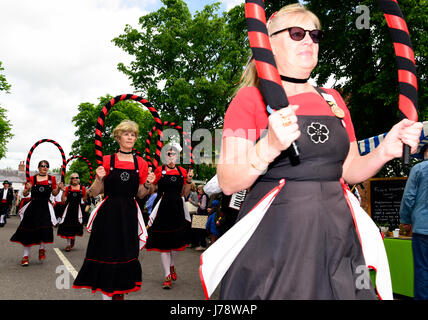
[10,160,63,266]
[73,120,155,300]
[57,173,87,252]
[216,3,422,299]
[145,142,194,289]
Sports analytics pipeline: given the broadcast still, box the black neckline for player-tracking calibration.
[167,164,176,170]
[118,149,133,154]
[280,75,309,83]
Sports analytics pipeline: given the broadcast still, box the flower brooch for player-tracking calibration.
[307,122,329,144]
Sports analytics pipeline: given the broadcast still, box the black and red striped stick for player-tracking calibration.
[377,0,418,164]
[145,121,194,168]
[94,94,163,168]
[25,139,67,183]
[65,155,94,185]
[245,0,300,165]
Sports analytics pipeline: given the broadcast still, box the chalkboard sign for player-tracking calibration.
[368,177,408,229]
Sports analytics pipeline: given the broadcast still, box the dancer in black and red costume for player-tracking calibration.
[145,142,194,289]
[216,3,422,299]
[10,160,63,266]
[73,120,155,300]
[57,173,87,251]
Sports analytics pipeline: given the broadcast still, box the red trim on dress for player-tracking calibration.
[10,240,54,247]
[86,196,108,232]
[199,179,286,300]
[199,254,209,300]
[340,179,383,301]
[145,244,188,253]
[57,234,82,239]
[367,265,383,300]
[72,283,142,297]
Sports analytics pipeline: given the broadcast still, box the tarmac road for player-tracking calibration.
[0,214,220,300]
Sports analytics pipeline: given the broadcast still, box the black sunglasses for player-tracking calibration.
[39,164,49,168]
[70,177,79,180]
[167,152,177,157]
[270,26,324,43]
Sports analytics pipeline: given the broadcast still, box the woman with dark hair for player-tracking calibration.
[10,160,62,266]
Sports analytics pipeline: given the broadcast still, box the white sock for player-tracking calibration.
[102,293,112,300]
[67,239,71,245]
[23,246,30,257]
[160,252,171,277]
[39,243,45,250]
[170,251,177,267]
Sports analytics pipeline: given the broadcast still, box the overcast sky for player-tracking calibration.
[0,0,244,171]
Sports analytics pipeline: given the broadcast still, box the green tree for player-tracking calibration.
[70,95,159,183]
[266,0,427,177]
[112,0,249,181]
[112,0,249,131]
[304,0,427,139]
[0,61,13,160]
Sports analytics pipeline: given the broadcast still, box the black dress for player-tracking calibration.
[145,165,188,252]
[10,175,56,246]
[73,155,143,296]
[57,186,84,239]
[219,89,377,300]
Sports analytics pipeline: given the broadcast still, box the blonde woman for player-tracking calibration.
[217,3,422,299]
[73,120,155,300]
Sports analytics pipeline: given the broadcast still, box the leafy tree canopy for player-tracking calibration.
[112,0,249,131]
[69,95,158,185]
[0,60,13,160]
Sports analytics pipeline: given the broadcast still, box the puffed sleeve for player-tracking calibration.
[138,156,149,184]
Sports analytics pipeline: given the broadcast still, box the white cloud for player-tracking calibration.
[222,0,244,11]
[0,0,150,171]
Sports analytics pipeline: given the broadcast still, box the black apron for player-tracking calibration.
[219,92,377,300]
[145,165,188,251]
[57,186,84,239]
[10,175,55,246]
[73,154,142,296]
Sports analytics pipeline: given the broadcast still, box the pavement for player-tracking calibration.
[0,214,220,300]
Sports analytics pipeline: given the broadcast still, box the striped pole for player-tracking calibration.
[65,155,94,185]
[245,0,300,164]
[25,139,67,183]
[94,94,163,168]
[377,0,418,164]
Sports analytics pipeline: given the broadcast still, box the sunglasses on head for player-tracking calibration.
[270,26,324,43]
[39,164,49,168]
[167,152,177,157]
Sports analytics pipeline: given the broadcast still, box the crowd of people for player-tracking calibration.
[0,2,425,301]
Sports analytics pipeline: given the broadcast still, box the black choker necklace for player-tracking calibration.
[167,164,176,169]
[280,75,309,83]
[38,174,47,177]
[119,150,133,154]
